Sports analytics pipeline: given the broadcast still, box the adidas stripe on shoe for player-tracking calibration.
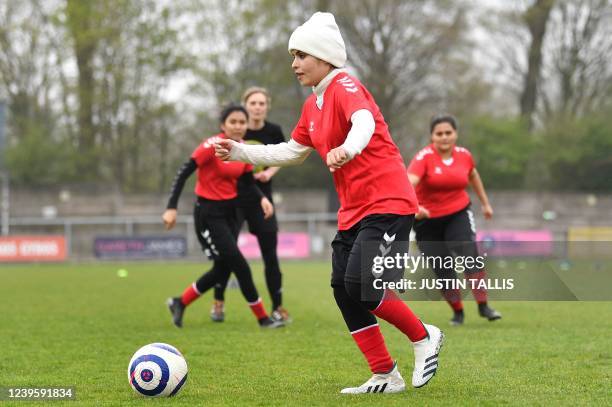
[412,323,444,388]
[340,361,405,394]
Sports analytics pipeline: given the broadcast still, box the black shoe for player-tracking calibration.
[450,309,464,326]
[167,297,185,328]
[258,317,284,329]
[478,303,502,321]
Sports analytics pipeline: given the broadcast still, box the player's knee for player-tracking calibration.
[258,232,278,252]
[343,280,362,303]
[345,280,383,311]
[332,284,351,307]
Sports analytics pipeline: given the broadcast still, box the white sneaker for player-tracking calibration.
[340,362,406,394]
[412,324,444,388]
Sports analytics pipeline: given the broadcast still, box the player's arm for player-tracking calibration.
[238,172,274,219]
[407,171,429,220]
[326,109,375,172]
[163,159,197,230]
[215,138,312,167]
[255,166,281,183]
[408,173,420,186]
[255,126,286,182]
[469,168,493,219]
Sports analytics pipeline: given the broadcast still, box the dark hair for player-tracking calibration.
[219,104,248,123]
[430,114,457,134]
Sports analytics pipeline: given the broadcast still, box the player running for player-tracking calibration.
[163,105,283,329]
[407,114,502,325]
[215,12,444,394]
[211,87,291,323]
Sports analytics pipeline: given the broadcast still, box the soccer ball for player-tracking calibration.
[127,343,188,397]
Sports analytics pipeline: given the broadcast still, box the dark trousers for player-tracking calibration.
[192,198,260,303]
[214,197,283,309]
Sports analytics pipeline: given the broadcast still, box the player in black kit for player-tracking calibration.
[211,87,291,323]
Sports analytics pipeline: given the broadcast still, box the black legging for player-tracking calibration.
[193,198,260,303]
[214,203,283,309]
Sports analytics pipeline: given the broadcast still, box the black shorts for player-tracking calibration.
[414,204,482,274]
[193,197,239,260]
[331,214,414,288]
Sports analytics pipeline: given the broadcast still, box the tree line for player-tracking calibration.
[0,0,610,192]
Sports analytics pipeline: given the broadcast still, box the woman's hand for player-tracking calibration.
[254,169,272,183]
[482,203,493,220]
[162,209,177,230]
[215,139,237,160]
[326,146,350,172]
[415,205,430,220]
[261,197,274,219]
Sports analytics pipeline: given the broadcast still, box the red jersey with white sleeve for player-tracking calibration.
[407,145,475,218]
[192,133,254,200]
[291,72,418,230]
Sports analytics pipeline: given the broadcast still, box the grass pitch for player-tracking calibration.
[0,261,610,406]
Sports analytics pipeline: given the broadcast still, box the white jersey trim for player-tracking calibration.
[350,323,380,335]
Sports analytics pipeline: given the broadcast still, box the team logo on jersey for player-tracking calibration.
[337,76,359,93]
[434,166,443,174]
[309,121,315,132]
[203,136,222,149]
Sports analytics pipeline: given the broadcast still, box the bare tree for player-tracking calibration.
[84,0,191,191]
[329,0,470,146]
[483,0,611,127]
[540,0,612,119]
[1,0,194,189]
[0,1,58,139]
[65,0,97,164]
[520,0,555,129]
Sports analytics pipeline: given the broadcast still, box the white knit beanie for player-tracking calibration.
[288,12,347,68]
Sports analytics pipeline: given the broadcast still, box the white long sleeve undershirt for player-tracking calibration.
[229,138,313,167]
[341,109,375,159]
[228,109,375,166]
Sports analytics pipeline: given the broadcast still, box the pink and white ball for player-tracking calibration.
[128,343,188,397]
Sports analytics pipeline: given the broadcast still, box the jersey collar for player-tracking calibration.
[313,68,347,109]
[431,143,455,161]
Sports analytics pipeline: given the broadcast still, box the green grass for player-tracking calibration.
[0,261,610,406]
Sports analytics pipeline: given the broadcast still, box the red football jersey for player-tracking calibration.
[192,133,253,200]
[291,72,418,230]
[407,145,475,218]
